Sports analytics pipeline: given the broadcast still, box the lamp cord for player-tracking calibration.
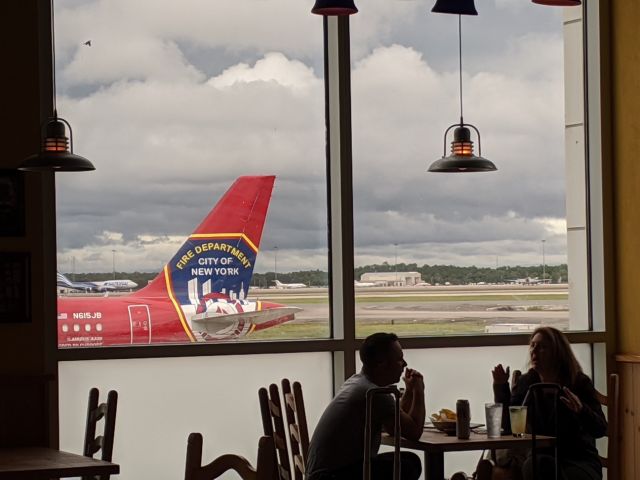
[458,14,463,125]
[51,0,57,117]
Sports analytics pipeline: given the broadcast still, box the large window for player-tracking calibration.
[350,2,592,337]
[54,0,329,347]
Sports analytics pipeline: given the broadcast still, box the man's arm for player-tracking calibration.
[384,369,426,440]
[400,388,412,412]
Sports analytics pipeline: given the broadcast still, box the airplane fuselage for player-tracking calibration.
[57,293,293,347]
[58,295,189,347]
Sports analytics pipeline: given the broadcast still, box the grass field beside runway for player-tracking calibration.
[248,319,497,340]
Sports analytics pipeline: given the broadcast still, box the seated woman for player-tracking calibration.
[491,326,607,480]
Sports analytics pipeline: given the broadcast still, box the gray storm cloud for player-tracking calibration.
[54,0,569,274]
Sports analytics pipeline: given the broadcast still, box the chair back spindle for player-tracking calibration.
[82,388,118,480]
[259,384,292,480]
[281,379,309,480]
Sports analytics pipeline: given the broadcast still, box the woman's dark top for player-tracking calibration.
[494,369,607,472]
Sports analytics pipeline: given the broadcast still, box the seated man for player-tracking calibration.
[306,332,425,480]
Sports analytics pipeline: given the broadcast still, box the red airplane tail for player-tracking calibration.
[131,176,275,300]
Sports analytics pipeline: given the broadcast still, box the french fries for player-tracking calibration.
[430,408,457,422]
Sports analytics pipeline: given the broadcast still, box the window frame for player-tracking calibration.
[55,5,611,392]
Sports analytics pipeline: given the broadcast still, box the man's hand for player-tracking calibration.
[391,367,426,441]
[403,368,425,392]
[492,364,510,385]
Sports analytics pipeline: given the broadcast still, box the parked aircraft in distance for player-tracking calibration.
[58,272,137,292]
[273,279,307,289]
[354,280,377,287]
[57,176,300,348]
[91,279,138,291]
[413,282,432,287]
[57,272,116,292]
[507,277,549,285]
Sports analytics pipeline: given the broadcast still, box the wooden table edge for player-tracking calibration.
[0,448,120,479]
[381,433,556,453]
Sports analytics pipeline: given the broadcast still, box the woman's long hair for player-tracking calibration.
[529,326,583,387]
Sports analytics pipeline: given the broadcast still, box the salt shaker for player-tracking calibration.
[456,399,471,439]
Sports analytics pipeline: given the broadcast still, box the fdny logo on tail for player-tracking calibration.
[57,176,300,347]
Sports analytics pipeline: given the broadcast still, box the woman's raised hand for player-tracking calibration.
[492,364,510,384]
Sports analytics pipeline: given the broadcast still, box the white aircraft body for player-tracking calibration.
[57,272,138,292]
[273,280,307,289]
[507,277,546,285]
[91,279,139,291]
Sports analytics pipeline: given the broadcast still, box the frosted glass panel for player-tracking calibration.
[60,353,333,480]
[366,344,593,477]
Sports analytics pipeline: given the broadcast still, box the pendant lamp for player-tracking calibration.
[431,0,478,16]
[19,1,95,172]
[311,0,358,16]
[20,114,94,171]
[428,15,496,173]
[532,0,580,5]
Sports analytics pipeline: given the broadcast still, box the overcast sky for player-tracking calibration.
[54,0,572,274]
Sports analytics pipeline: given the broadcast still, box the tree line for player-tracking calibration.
[66,263,568,290]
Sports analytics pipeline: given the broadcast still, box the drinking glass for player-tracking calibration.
[508,405,527,437]
[484,403,503,438]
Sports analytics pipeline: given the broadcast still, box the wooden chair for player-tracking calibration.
[281,379,310,480]
[184,433,275,480]
[259,379,310,480]
[595,373,619,480]
[82,388,118,480]
[259,383,291,480]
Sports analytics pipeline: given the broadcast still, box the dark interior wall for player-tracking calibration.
[0,0,58,447]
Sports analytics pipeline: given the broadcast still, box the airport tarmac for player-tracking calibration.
[248,284,570,329]
[59,284,570,329]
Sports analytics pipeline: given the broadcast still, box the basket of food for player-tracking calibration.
[429,408,457,435]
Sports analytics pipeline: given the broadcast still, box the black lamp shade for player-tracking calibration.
[19,118,95,172]
[428,155,496,172]
[311,0,358,15]
[532,0,580,5]
[431,0,478,15]
[428,125,497,173]
[20,151,95,172]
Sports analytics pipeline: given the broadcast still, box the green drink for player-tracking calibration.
[509,406,527,437]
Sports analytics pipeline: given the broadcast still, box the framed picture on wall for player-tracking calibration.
[0,253,30,324]
[0,170,25,237]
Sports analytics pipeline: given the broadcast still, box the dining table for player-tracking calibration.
[381,429,555,480]
[0,447,120,479]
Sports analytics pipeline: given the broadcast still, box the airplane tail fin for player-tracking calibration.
[57,272,74,288]
[132,176,275,303]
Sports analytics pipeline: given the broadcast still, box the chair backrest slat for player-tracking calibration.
[281,380,302,480]
[82,388,118,480]
[292,381,310,465]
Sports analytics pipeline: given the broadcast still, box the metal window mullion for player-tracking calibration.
[324,16,356,393]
